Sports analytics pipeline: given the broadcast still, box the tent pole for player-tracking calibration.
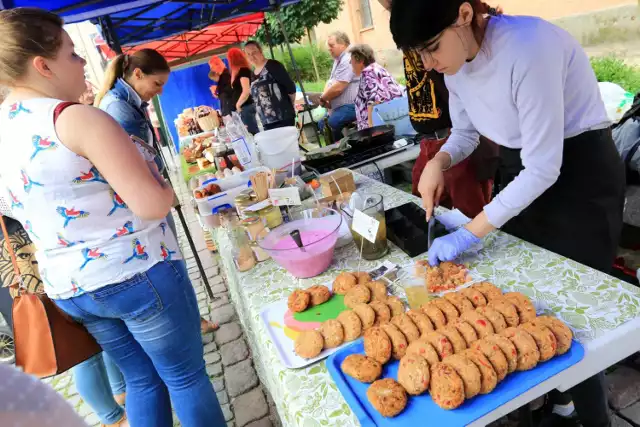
[100,16,123,54]
[263,18,276,60]
[272,5,320,145]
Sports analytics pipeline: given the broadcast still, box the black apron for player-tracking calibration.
[500,128,626,273]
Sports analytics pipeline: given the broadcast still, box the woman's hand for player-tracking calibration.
[235,102,243,112]
[427,227,481,266]
[419,152,450,220]
[210,86,218,98]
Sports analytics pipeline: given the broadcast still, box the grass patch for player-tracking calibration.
[591,56,640,93]
[300,81,326,93]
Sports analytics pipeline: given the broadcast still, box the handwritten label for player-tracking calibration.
[352,209,380,244]
[268,188,302,206]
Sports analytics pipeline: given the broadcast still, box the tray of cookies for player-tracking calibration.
[326,284,584,426]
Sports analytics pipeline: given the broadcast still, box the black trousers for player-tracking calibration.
[499,128,625,427]
[0,285,12,330]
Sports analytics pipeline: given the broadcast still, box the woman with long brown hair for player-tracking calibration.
[226,47,259,134]
[0,8,224,427]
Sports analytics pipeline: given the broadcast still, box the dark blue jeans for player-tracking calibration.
[54,261,224,427]
[319,104,357,141]
[240,103,260,135]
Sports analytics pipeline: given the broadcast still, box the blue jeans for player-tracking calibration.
[319,104,357,141]
[54,261,224,427]
[72,352,126,424]
[240,103,259,135]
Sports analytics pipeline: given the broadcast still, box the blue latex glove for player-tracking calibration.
[428,227,481,266]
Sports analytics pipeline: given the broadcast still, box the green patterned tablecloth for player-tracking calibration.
[213,173,640,427]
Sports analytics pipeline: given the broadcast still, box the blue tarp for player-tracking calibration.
[0,0,298,47]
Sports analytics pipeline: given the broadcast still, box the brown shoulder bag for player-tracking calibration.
[0,216,101,378]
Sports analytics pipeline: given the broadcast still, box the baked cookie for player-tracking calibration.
[501,327,540,371]
[367,378,408,417]
[364,326,392,364]
[532,315,573,355]
[443,353,482,399]
[463,349,498,394]
[485,334,518,374]
[337,310,363,342]
[432,298,460,323]
[407,309,434,336]
[406,338,440,366]
[475,306,508,333]
[370,301,392,326]
[288,290,310,313]
[438,324,468,354]
[381,322,409,360]
[488,298,520,327]
[333,272,357,295]
[444,292,475,314]
[398,354,431,395]
[365,280,388,301]
[460,287,488,308]
[420,303,447,329]
[520,322,557,362]
[320,319,344,349]
[391,314,421,343]
[429,362,465,410]
[294,330,324,359]
[352,303,376,330]
[344,285,371,308]
[504,292,537,324]
[423,331,454,360]
[451,319,479,347]
[460,311,495,338]
[307,285,331,306]
[341,354,382,383]
[472,282,503,302]
[471,339,509,382]
[386,296,406,317]
[353,271,372,285]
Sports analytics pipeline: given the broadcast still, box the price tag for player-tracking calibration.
[268,187,302,207]
[352,209,380,244]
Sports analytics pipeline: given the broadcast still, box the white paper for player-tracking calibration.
[437,209,472,230]
[243,199,272,213]
[268,187,302,206]
[352,209,380,243]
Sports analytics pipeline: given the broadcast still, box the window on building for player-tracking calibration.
[359,0,373,29]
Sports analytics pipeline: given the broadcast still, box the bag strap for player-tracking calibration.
[53,102,79,124]
[0,215,21,289]
[625,138,640,168]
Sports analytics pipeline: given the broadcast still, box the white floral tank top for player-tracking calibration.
[0,98,181,299]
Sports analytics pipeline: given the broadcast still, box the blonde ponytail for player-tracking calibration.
[94,54,126,107]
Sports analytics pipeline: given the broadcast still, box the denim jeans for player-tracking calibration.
[72,352,126,424]
[318,104,357,141]
[54,261,224,427]
[240,103,260,135]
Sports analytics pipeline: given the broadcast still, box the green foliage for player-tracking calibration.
[272,44,334,83]
[590,56,640,94]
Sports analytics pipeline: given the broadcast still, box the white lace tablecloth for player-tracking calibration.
[212,172,640,427]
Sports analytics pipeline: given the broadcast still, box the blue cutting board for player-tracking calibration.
[327,339,584,427]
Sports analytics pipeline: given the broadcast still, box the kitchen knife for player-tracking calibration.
[427,216,436,250]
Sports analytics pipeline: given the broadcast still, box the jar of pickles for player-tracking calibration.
[241,216,265,241]
[234,193,256,219]
[256,202,283,229]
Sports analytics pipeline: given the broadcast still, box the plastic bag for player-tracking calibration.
[599,82,634,123]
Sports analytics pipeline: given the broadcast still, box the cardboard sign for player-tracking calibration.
[352,209,380,244]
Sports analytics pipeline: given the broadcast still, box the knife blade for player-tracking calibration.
[427,216,436,250]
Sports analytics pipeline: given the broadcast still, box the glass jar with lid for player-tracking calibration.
[256,202,283,229]
[234,193,256,219]
[241,216,265,241]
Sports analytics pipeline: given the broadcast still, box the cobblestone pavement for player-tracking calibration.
[42,168,280,427]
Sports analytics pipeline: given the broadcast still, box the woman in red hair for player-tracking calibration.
[226,47,259,134]
[208,55,234,117]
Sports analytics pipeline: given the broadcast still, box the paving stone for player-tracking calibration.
[619,401,640,425]
[202,332,215,344]
[222,403,234,422]
[217,390,230,405]
[209,275,224,285]
[613,413,634,427]
[216,322,243,345]
[227,422,236,427]
[213,378,225,392]
[221,339,249,366]
[233,388,269,427]
[206,266,221,277]
[245,417,273,427]
[84,412,100,427]
[607,366,640,409]
[226,359,258,397]
[210,305,236,326]
[205,351,222,364]
[206,362,223,377]
[210,283,227,294]
[210,294,230,310]
[199,305,211,315]
[204,341,218,353]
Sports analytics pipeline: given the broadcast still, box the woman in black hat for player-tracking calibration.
[390,1,624,426]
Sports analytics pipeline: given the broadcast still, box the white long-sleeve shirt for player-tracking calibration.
[441,15,610,228]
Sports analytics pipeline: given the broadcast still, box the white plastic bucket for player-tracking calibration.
[254,126,301,177]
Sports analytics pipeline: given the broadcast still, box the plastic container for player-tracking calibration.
[254,126,301,177]
[224,112,259,169]
[385,203,449,257]
[195,184,252,214]
[258,208,342,278]
[396,266,433,309]
[196,166,270,193]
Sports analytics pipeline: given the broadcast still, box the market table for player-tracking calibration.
[210,172,640,427]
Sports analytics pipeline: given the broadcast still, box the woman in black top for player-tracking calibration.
[244,41,297,131]
[227,48,260,135]
[208,55,234,117]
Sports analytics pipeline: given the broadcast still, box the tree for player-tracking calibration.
[255,0,343,80]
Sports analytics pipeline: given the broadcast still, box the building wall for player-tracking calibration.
[65,21,107,88]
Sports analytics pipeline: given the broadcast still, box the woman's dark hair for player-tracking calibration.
[94,48,169,106]
[390,0,487,51]
[244,40,263,52]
